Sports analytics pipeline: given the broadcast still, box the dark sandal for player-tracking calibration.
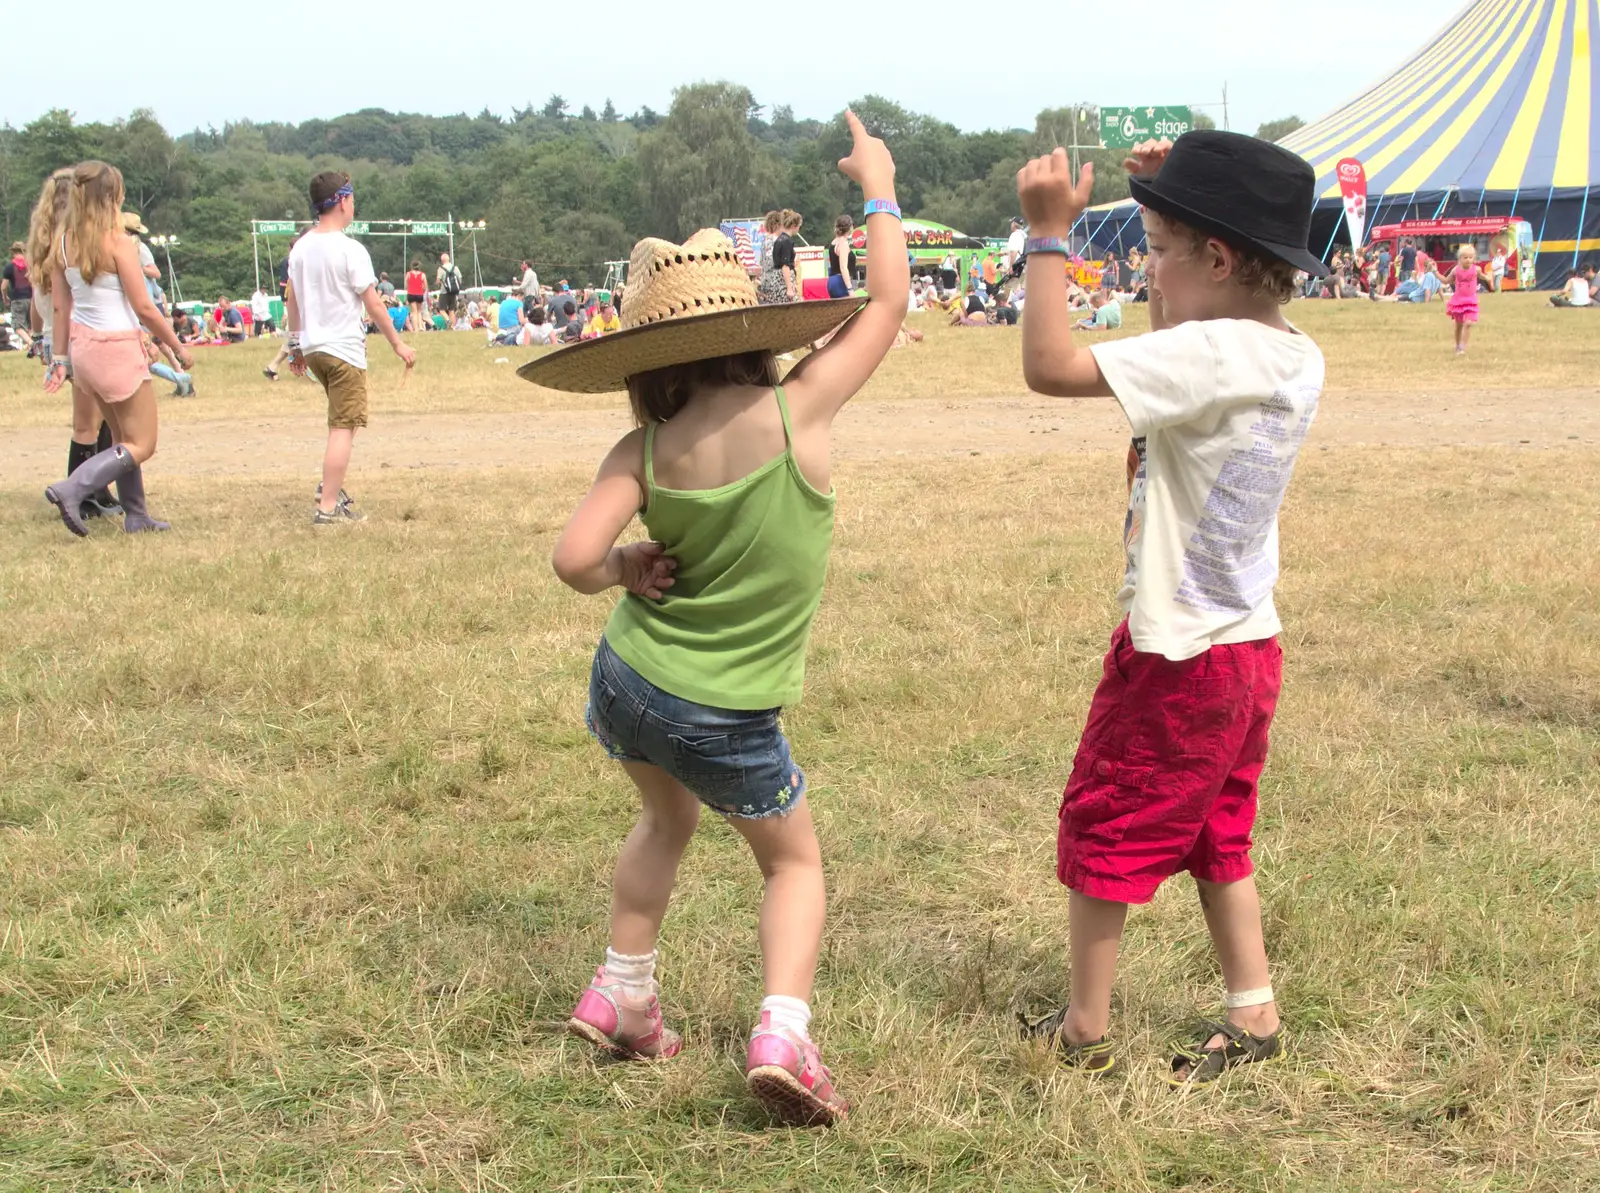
[1016,1008,1116,1075]
[1166,1019,1284,1086]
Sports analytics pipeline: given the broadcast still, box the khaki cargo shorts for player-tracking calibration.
[305,352,369,430]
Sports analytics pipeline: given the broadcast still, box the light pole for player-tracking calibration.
[151,235,181,304]
[459,220,487,288]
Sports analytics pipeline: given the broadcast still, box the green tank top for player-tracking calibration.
[604,386,836,710]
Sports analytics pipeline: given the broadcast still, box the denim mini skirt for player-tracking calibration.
[586,637,806,819]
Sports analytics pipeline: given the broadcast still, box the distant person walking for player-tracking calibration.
[757,210,788,304]
[286,170,416,524]
[28,167,121,521]
[41,160,190,536]
[1445,245,1481,354]
[436,252,463,319]
[520,259,540,316]
[404,259,427,331]
[827,215,855,299]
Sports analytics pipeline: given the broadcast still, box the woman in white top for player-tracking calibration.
[27,167,125,520]
[42,160,190,536]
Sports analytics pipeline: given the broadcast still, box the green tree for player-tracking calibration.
[541,95,568,120]
[1256,116,1306,142]
[580,105,598,122]
[637,83,764,238]
[601,99,618,123]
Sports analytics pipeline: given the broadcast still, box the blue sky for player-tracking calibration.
[8,0,1466,140]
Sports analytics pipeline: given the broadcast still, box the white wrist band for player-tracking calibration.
[1224,985,1274,1009]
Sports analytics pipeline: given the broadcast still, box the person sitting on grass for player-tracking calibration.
[1550,268,1593,308]
[582,290,621,339]
[533,110,904,1130]
[950,291,991,326]
[490,296,526,346]
[217,295,247,342]
[1014,130,1326,1085]
[1074,290,1122,331]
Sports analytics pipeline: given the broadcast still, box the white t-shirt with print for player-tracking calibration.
[1089,319,1324,661]
[288,230,377,370]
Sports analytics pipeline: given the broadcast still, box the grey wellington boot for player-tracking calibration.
[116,465,171,534]
[44,445,139,537]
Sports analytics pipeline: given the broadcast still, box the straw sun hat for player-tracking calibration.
[518,229,862,393]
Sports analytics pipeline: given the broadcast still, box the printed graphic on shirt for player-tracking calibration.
[1121,436,1147,594]
[1175,386,1318,614]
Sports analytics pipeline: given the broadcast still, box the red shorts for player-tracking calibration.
[1057,620,1282,904]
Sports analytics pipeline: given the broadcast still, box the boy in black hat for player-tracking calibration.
[1014,132,1327,1083]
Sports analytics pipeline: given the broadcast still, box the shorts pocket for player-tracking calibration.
[669,733,745,801]
[1061,758,1153,849]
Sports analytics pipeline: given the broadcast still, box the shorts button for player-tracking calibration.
[1094,759,1113,779]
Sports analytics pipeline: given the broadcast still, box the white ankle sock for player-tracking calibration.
[760,994,812,1041]
[604,948,656,997]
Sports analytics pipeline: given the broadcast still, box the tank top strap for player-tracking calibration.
[774,385,795,447]
[642,421,658,498]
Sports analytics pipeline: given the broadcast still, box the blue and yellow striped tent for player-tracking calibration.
[1078,0,1600,286]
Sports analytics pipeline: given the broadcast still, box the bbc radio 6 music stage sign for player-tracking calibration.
[1098,106,1193,149]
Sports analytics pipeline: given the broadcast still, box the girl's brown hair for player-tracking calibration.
[782,209,803,232]
[763,210,783,234]
[834,214,853,237]
[625,351,779,425]
[25,168,73,296]
[65,161,124,284]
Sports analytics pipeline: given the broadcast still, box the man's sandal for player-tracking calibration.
[1015,1008,1116,1075]
[1165,1019,1285,1086]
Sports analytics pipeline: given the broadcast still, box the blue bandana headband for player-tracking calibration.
[314,183,353,213]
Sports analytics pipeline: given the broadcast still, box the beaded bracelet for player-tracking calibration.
[1024,237,1072,257]
[863,199,902,221]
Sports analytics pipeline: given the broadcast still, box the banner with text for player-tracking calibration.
[1099,106,1193,149]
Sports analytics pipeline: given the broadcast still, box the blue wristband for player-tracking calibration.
[1024,237,1072,257]
[863,199,902,221]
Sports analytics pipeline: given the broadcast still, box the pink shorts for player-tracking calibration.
[69,326,150,402]
[1057,620,1283,904]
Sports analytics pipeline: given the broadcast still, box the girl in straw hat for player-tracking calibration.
[529,111,908,1128]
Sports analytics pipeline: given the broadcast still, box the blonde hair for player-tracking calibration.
[1457,243,1477,262]
[781,208,802,232]
[25,168,73,297]
[65,161,125,284]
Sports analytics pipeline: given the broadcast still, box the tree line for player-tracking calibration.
[0,86,1303,298]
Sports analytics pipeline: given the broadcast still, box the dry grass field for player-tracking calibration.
[0,294,1597,1191]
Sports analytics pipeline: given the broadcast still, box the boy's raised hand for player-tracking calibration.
[1122,138,1173,180]
[1017,150,1093,238]
[837,110,895,195]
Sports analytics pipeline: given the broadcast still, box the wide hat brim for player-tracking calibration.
[1129,177,1329,278]
[518,297,865,393]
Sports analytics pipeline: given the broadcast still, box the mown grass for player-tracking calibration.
[0,409,1597,1189]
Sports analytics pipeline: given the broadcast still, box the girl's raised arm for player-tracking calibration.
[785,111,910,426]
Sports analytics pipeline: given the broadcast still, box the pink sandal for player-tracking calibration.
[745,1012,849,1127]
[566,967,683,1060]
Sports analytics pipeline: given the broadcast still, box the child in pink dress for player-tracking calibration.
[1446,245,1481,354]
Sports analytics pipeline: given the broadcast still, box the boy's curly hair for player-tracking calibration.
[1149,211,1300,305]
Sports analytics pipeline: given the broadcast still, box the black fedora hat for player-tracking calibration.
[1130,130,1328,278]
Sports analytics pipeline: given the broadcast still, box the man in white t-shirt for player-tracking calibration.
[1014,132,1326,1085]
[285,170,416,525]
[1004,216,1027,273]
[250,286,274,335]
